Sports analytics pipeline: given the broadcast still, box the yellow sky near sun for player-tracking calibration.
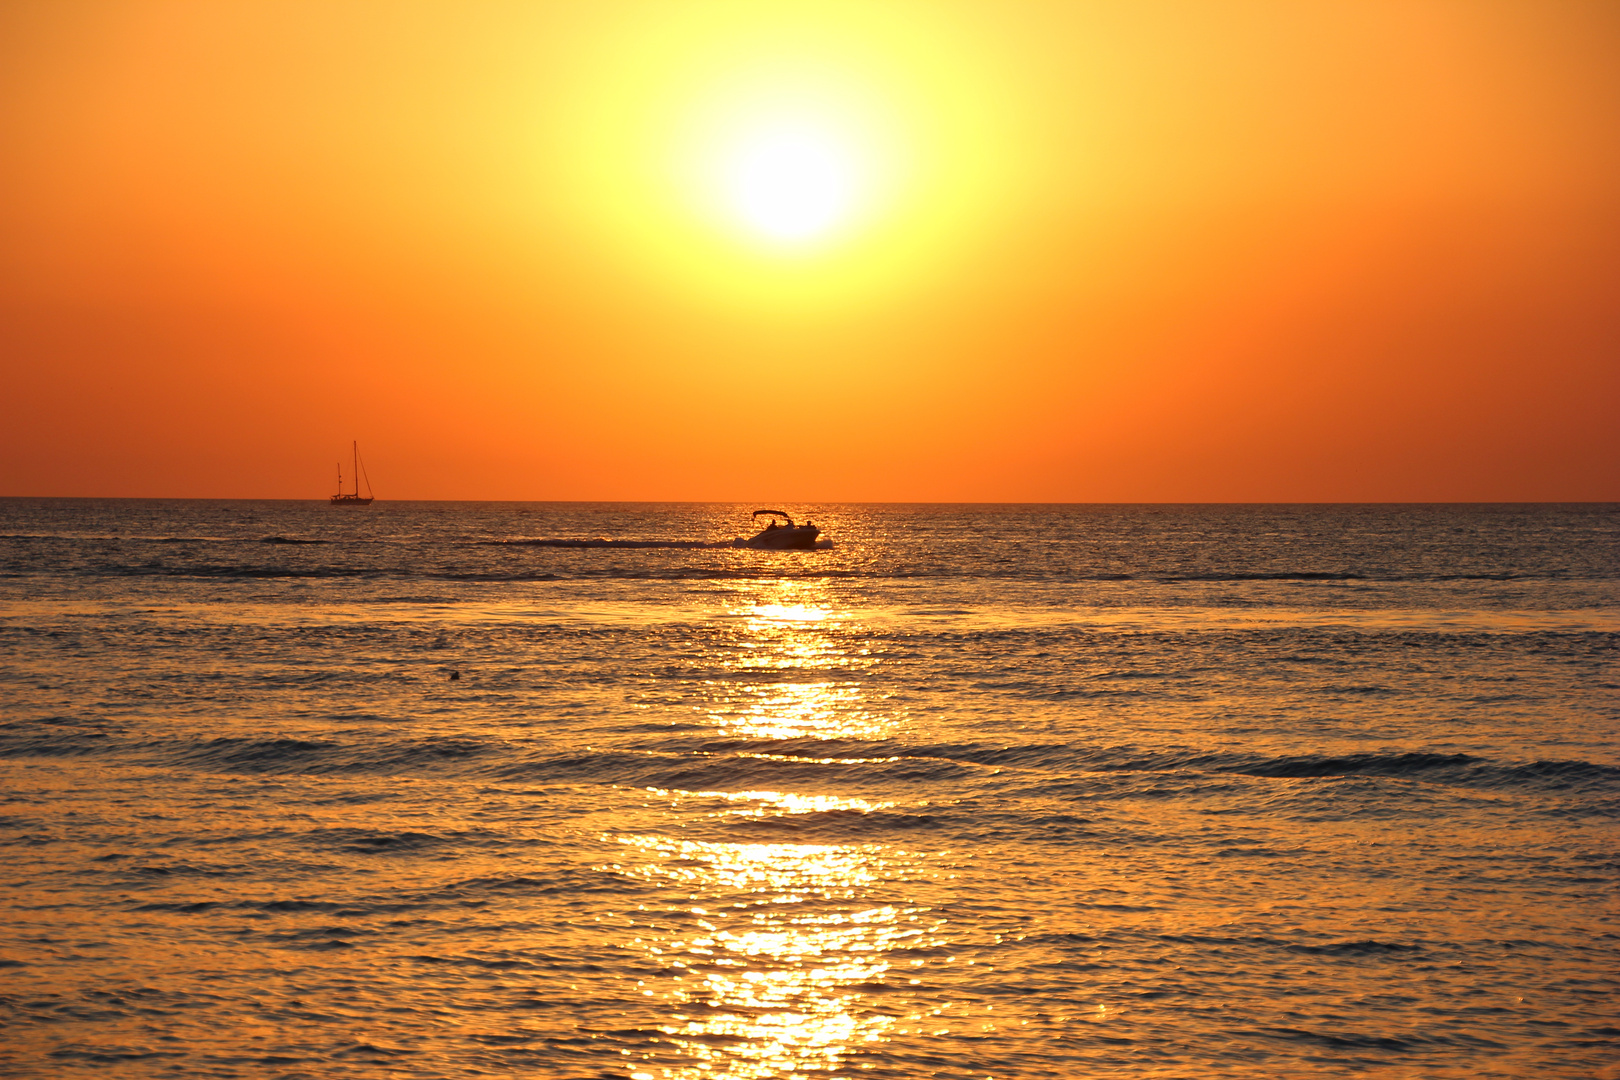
[1,0,1616,499]
[548,2,1021,309]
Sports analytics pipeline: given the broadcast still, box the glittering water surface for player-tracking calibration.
[1,501,1616,1079]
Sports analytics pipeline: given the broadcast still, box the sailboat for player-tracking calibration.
[329,441,375,505]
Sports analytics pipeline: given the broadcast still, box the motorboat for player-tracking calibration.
[741,510,820,550]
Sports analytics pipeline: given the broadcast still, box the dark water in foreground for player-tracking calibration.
[1,501,1616,1079]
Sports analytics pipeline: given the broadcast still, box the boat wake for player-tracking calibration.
[489,512,831,551]
[485,537,834,551]
[731,536,835,550]
[485,538,723,549]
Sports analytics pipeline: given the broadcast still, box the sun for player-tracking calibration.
[721,125,860,244]
[552,3,1019,303]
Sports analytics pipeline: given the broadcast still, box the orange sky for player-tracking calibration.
[2,0,1616,501]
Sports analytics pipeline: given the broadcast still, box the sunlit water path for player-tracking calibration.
[2,501,1616,1078]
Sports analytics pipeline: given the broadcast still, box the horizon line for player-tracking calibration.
[3,496,1616,507]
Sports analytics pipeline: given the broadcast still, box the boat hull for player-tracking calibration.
[328,495,374,506]
[743,525,819,550]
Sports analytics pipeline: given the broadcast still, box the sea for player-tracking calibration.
[1,500,1616,1080]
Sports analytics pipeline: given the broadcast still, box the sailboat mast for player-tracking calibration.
[351,441,358,496]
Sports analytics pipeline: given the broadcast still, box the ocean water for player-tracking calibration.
[1,500,1616,1079]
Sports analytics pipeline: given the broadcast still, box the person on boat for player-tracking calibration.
[766,520,778,530]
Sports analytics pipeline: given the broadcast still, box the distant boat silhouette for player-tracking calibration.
[329,441,374,505]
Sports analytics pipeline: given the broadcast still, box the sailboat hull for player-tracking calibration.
[328,495,373,506]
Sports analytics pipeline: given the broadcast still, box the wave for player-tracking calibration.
[1151,571,1531,582]
[1221,750,1618,796]
[129,867,636,921]
[0,533,232,544]
[51,563,872,583]
[715,808,946,839]
[889,740,1620,797]
[1154,571,1367,582]
[4,719,1615,807]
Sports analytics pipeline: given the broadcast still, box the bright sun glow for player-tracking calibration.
[723,126,860,243]
[556,4,1016,305]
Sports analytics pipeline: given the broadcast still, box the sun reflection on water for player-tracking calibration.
[611,829,942,1079]
[708,680,891,742]
[697,584,894,743]
[620,834,889,896]
[743,603,835,624]
[607,581,941,1077]
[654,790,901,817]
